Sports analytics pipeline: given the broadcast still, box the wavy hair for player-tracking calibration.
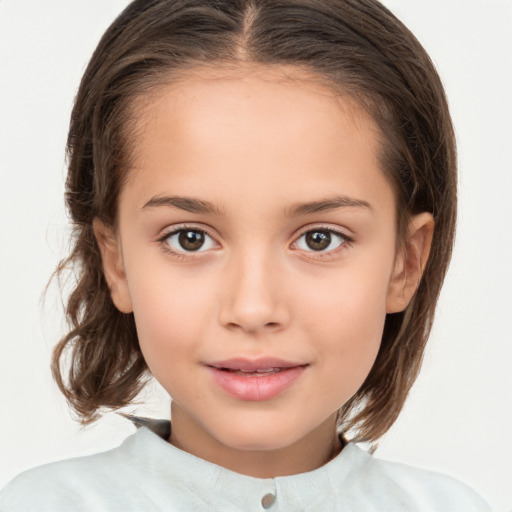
[52,0,456,443]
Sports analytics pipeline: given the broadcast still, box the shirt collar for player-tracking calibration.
[121,415,367,511]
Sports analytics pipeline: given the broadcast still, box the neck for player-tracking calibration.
[168,404,343,478]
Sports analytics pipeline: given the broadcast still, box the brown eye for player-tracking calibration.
[178,230,205,251]
[164,228,215,253]
[295,229,347,253]
[305,230,331,251]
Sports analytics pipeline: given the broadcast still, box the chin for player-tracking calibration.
[210,418,305,453]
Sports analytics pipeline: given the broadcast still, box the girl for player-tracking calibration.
[0,0,498,510]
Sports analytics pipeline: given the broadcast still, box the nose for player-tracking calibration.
[218,247,289,335]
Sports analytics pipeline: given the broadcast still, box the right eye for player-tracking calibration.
[162,227,217,254]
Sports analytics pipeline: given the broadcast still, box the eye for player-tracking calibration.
[162,228,216,253]
[294,228,348,253]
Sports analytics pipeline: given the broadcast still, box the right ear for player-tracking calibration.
[93,218,133,314]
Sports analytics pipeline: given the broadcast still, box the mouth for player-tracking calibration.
[207,357,307,374]
[205,358,308,401]
[213,367,288,377]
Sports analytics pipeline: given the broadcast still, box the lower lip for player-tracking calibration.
[207,366,307,401]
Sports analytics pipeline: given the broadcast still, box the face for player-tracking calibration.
[96,65,432,475]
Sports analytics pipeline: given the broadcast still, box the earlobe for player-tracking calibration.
[92,218,133,314]
[386,212,435,313]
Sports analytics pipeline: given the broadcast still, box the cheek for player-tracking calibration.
[301,260,391,384]
[126,265,214,370]
[303,257,390,335]
[311,288,386,362]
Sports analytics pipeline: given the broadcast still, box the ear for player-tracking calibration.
[93,218,133,314]
[386,212,435,313]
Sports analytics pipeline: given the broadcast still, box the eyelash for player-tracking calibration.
[157,224,353,261]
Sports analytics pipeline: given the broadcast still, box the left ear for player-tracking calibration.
[386,212,435,313]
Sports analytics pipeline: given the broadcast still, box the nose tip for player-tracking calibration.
[218,253,288,335]
[224,318,282,335]
[221,294,285,334]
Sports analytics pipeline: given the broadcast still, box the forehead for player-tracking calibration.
[121,64,394,218]
[129,63,379,155]
[133,64,374,139]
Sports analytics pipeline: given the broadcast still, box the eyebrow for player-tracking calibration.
[142,194,371,217]
[142,195,225,215]
[285,195,372,217]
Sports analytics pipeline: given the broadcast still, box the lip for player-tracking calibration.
[208,357,304,372]
[205,357,308,401]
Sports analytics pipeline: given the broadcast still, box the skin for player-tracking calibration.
[95,64,433,478]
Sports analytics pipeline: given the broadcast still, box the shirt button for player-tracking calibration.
[261,493,276,509]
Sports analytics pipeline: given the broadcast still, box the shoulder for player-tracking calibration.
[0,430,146,512]
[341,444,491,512]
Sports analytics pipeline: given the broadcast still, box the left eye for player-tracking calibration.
[164,229,216,252]
[295,229,347,252]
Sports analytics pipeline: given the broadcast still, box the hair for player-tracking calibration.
[52,0,456,444]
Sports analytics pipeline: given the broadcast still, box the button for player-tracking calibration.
[261,493,276,509]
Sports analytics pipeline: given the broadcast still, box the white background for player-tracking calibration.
[0,1,511,510]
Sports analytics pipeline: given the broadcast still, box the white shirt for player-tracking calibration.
[0,422,490,512]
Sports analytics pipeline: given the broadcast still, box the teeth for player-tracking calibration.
[225,367,282,376]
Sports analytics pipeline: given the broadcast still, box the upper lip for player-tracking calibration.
[206,357,307,371]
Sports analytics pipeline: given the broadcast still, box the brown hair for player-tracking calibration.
[52,0,456,443]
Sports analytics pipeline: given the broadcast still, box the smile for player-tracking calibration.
[219,367,283,376]
[206,358,308,401]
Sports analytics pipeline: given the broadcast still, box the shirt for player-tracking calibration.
[0,419,491,512]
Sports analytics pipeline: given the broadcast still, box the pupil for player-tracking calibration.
[306,230,330,251]
[179,230,204,251]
